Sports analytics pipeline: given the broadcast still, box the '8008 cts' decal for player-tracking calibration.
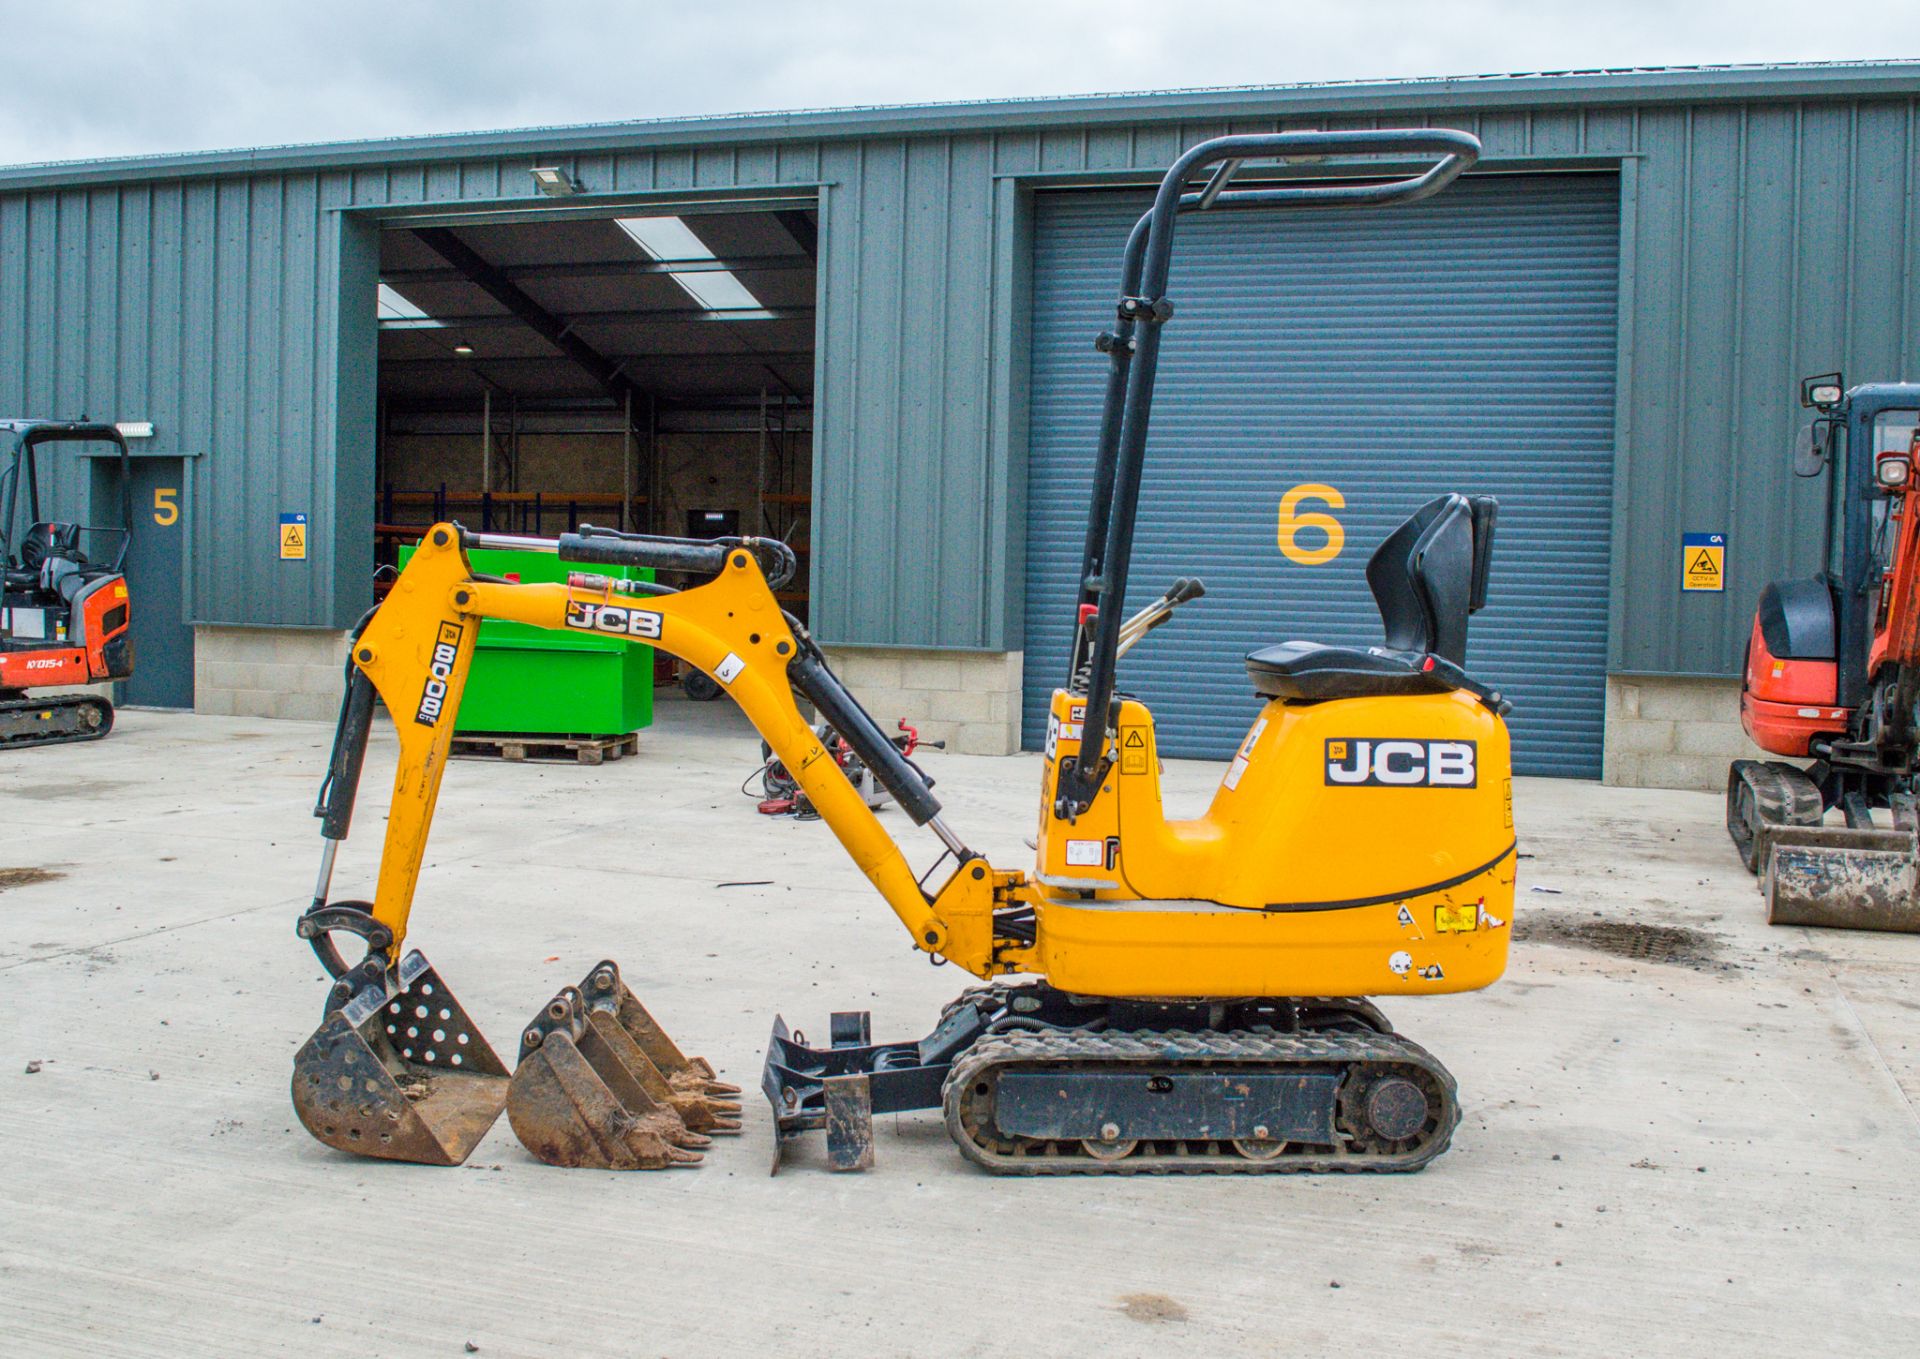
[414,621,464,726]
[1325,738,1476,788]
[564,601,663,639]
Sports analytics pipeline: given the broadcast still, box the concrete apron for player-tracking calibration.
[1,702,1917,1357]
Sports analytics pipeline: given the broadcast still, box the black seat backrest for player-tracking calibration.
[1364,494,1498,665]
[20,521,82,570]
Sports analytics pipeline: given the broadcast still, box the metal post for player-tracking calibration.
[623,389,634,533]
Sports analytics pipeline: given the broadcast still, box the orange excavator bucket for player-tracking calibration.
[507,960,742,1169]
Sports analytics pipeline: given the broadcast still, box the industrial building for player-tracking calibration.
[1,61,1916,785]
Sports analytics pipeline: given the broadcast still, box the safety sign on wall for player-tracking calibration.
[279,512,308,561]
[1682,532,1724,592]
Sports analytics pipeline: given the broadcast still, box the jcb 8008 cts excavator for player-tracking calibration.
[292,128,1519,1176]
[1728,376,1920,932]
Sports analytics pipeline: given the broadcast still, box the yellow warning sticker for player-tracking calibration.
[1434,902,1478,933]
[1120,726,1149,774]
[279,512,308,561]
[1682,532,1724,592]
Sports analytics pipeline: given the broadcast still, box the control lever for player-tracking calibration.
[1116,577,1207,659]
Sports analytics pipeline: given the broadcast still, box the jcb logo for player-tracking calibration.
[1325,738,1476,788]
[565,601,663,640]
[414,622,464,727]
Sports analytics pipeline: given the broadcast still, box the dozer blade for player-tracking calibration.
[1764,825,1920,933]
[506,960,739,1170]
[291,950,510,1165]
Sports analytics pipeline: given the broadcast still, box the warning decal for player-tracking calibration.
[279,512,308,561]
[1120,726,1149,775]
[1682,532,1724,592]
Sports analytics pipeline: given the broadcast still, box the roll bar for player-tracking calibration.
[0,420,136,574]
[1055,129,1482,817]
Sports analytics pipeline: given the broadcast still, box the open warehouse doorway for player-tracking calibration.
[371,203,817,732]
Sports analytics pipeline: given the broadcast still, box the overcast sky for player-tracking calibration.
[0,1,1907,167]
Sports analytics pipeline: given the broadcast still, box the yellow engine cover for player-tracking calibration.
[1032,687,1516,999]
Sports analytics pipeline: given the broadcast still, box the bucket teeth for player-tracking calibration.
[577,959,745,1117]
[506,961,737,1170]
[291,950,510,1166]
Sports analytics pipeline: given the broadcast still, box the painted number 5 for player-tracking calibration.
[153,487,179,527]
[1277,483,1344,565]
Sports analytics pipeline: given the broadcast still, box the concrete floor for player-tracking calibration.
[2,697,1918,1358]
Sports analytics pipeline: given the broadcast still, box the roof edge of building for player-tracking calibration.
[2,60,1917,191]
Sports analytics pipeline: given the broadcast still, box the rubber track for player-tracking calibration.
[940,981,1392,1036]
[1751,760,1825,826]
[1729,759,1825,874]
[0,695,113,750]
[942,1025,1459,1176]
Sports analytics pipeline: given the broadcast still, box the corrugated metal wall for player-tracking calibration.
[0,86,1915,672]
[1023,175,1620,776]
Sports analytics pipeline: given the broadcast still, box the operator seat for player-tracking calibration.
[1246,494,1497,703]
[20,522,93,604]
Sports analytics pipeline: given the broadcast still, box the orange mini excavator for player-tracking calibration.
[1728,377,1920,930]
[0,421,136,747]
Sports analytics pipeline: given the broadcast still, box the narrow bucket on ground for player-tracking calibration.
[507,959,741,1170]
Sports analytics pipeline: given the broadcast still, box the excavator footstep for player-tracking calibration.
[507,959,740,1170]
[291,949,511,1166]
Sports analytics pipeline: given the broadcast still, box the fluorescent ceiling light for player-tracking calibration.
[377,283,441,328]
[114,421,154,439]
[615,216,766,314]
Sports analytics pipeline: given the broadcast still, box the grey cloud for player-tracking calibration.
[0,0,1901,167]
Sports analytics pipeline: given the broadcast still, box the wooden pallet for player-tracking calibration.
[450,731,640,766]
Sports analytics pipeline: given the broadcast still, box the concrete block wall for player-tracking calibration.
[823,647,1023,755]
[194,625,350,721]
[1602,675,1771,791]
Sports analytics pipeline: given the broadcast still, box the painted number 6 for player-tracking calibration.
[1276,484,1345,565]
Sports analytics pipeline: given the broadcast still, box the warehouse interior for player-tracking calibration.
[372,206,817,626]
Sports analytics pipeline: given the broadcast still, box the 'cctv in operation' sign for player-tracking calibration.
[1682,532,1724,592]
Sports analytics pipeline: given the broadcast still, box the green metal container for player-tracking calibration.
[398,544,653,737]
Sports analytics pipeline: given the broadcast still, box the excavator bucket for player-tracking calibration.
[506,960,742,1169]
[291,950,511,1165]
[1764,825,1920,933]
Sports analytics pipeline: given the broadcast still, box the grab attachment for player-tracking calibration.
[291,949,512,1165]
[507,960,742,1170]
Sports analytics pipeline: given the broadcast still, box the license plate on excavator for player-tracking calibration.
[290,950,511,1165]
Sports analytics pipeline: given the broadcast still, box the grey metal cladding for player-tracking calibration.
[1611,99,1920,675]
[1022,175,1620,777]
[0,69,1914,662]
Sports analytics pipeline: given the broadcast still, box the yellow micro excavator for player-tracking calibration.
[291,126,1518,1176]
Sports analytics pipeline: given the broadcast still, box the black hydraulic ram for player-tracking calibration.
[556,529,736,579]
[1055,128,1482,819]
[300,663,390,995]
[787,641,942,827]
